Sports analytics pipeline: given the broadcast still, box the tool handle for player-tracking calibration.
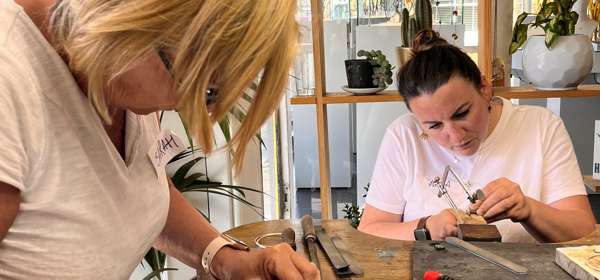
[281,227,296,250]
[473,189,485,201]
[301,215,316,241]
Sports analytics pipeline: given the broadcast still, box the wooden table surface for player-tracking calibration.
[224,220,600,280]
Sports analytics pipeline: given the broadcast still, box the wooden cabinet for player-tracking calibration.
[301,0,600,219]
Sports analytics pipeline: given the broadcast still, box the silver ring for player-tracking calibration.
[254,233,283,249]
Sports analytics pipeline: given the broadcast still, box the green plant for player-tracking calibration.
[509,0,579,55]
[357,50,394,88]
[400,0,432,47]
[342,183,370,229]
[342,204,363,229]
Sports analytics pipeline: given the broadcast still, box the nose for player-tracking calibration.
[444,122,466,144]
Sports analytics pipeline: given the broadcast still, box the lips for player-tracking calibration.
[455,139,473,150]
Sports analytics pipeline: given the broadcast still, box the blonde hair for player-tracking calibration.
[50,0,299,172]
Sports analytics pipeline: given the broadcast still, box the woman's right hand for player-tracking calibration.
[425,209,458,240]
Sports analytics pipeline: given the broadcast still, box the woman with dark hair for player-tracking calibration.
[358,30,596,243]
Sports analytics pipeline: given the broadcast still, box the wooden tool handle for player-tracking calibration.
[281,227,297,250]
[301,215,316,241]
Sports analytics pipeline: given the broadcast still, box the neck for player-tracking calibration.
[485,97,503,138]
[15,0,56,38]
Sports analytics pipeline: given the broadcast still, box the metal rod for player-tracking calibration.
[440,166,476,203]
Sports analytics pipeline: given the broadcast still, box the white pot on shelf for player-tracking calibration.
[522,35,593,90]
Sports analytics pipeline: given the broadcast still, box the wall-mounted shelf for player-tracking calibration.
[290,85,600,105]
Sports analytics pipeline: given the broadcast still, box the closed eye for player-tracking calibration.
[453,109,469,119]
[429,123,442,130]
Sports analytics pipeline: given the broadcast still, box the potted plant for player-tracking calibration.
[510,0,593,90]
[344,50,394,95]
[395,0,432,67]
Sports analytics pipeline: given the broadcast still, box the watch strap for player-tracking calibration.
[417,215,429,230]
[414,215,432,240]
[201,236,232,276]
[201,234,249,277]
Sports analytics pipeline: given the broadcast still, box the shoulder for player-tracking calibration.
[0,47,41,108]
[386,113,421,137]
[508,101,561,125]
[0,0,22,46]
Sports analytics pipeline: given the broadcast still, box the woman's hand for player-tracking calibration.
[471,177,532,223]
[426,209,459,240]
[211,243,320,280]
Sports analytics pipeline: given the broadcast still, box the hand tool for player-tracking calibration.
[429,165,486,214]
[423,270,455,280]
[301,215,321,271]
[314,225,354,276]
[253,227,297,250]
[281,227,297,250]
[446,237,528,275]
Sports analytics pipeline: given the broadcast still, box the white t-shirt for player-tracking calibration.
[366,97,587,243]
[0,1,170,278]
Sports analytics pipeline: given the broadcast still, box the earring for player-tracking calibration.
[418,132,429,141]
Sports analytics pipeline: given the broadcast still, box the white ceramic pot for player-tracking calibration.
[522,35,593,90]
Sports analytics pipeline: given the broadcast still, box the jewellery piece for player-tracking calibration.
[428,166,484,214]
[418,132,429,140]
[254,233,284,248]
[254,228,297,250]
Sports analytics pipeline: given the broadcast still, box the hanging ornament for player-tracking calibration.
[451,0,459,44]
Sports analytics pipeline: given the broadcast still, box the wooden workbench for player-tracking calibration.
[220,219,600,280]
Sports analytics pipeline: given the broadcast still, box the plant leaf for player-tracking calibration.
[178,172,206,190]
[512,12,528,42]
[171,157,203,186]
[181,181,268,197]
[218,116,231,142]
[545,30,559,49]
[142,268,178,280]
[568,11,578,34]
[186,189,265,218]
[509,24,528,55]
[168,148,203,164]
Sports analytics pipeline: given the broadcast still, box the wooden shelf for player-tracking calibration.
[289,85,600,105]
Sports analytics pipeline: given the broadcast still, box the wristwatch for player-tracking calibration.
[201,233,250,277]
[413,215,432,240]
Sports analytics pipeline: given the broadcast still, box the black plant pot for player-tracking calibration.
[345,59,375,88]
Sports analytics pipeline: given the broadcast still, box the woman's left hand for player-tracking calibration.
[211,243,320,280]
[470,177,532,223]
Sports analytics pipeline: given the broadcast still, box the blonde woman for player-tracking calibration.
[0,0,318,279]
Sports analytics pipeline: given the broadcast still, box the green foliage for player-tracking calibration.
[509,0,579,55]
[342,204,363,229]
[400,0,433,47]
[357,50,395,88]
[342,184,370,228]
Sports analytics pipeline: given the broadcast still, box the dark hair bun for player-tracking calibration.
[413,29,448,52]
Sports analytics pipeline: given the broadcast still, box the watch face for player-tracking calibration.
[414,229,430,241]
